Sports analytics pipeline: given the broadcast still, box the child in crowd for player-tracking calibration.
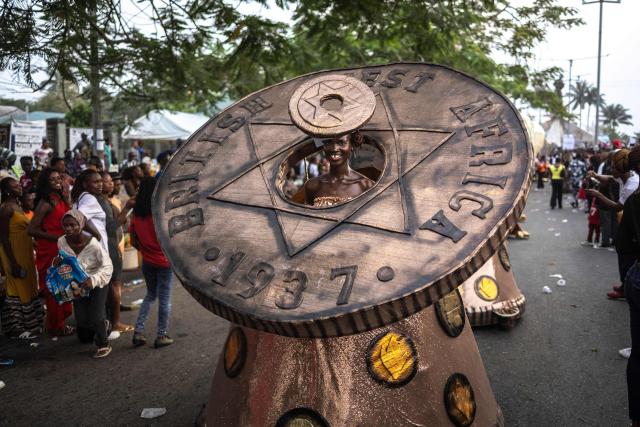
[57,210,113,358]
[128,177,174,348]
[587,196,601,247]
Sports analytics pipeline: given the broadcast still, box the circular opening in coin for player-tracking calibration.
[276,134,386,209]
[319,94,344,111]
[275,408,329,427]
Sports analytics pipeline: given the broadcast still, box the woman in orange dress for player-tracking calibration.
[0,177,43,338]
[27,168,73,336]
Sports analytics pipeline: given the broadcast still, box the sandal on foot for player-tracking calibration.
[114,324,134,333]
[60,325,76,336]
[93,346,112,358]
[16,331,37,340]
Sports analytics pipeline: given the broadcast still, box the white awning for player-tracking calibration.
[121,109,209,140]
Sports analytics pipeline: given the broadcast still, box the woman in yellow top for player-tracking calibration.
[549,158,566,209]
[0,177,43,339]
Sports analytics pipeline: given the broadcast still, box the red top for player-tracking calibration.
[35,194,70,273]
[130,215,169,268]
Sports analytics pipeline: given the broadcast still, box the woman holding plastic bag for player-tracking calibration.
[56,210,113,358]
[27,168,73,337]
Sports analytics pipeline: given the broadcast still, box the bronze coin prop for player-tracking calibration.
[376,266,395,282]
[289,75,376,137]
[444,373,476,427]
[366,331,417,387]
[223,327,247,378]
[498,244,511,271]
[275,408,330,427]
[474,275,499,302]
[154,62,532,338]
[434,288,466,338]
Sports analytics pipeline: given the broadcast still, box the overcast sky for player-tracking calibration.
[1,1,637,136]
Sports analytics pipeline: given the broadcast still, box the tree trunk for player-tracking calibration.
[89,0,101,156]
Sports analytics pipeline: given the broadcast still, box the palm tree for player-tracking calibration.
[568,80,589,128]
[601,103,633,131]
[585,86,604,133]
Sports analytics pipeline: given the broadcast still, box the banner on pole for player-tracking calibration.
[10,120,46,159]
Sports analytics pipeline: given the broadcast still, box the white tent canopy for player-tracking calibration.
[121,109,209,140]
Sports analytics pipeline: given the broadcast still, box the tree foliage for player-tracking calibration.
[0,0,583,119]
[601,103,632,130]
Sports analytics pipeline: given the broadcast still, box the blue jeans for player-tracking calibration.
[624,261,640,421]
[135,262,173,337]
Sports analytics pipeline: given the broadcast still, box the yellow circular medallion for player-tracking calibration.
[366,331,417,387]
[435,289,466,337]
[474,275,499,302]
[223,327,247,378]
[444,373,476,427]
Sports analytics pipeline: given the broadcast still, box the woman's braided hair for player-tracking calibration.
[628,145,640,173]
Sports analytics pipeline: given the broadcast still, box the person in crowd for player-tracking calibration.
[71,170,109,253]
[51,156,73,200]
[57,210,113,358]
[27,168,74,337]
[108,173,123,209]
[20,188,35,220]
[104,138,113,169]
[0,158,15,180]
[615,146,640,426]
[0,177,44,339]
[569,152,587,208]
[63,149,77,177]
[140,158,152,177]
[135,140,145,161]
[535,155,547,190]
[580,192,601,248]
[156,151,171,178]
[19,156,35,191]
[587,149,640,299]
[33,137,53,168]
[121,165,143,197]
[87,156,104,172]
[596,151,616,248]
[549,158,566,209]
[100,172,131,333]
[0,156,18,180]
[130,177,174,348]
[120,151,139,170]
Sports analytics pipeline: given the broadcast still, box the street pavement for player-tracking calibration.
[0,184,631,426]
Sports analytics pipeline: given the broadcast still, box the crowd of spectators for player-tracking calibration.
[0,135,176,359]
[535,141,640,424]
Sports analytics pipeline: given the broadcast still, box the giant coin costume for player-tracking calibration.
[154,63,531,426]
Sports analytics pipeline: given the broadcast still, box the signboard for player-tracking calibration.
[562,134,575,150]
[10,120,46,159]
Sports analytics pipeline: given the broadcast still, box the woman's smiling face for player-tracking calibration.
[322,134,352,167]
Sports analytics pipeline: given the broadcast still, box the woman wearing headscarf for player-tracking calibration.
[587,148,640,299]
[0,177,44,338]
[27,168,73,337]
[57,209,113,358]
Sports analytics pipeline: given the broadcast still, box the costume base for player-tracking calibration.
[204,304,503,426]
[462,247,525,329]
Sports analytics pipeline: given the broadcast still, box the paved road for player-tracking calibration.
[0,185,631,426]
[477,186,629,426]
